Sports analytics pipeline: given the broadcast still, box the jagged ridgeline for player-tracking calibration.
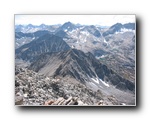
[15,21,135,106]
[15,34,71,61]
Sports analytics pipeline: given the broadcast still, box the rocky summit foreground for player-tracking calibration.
[15,66,124,106]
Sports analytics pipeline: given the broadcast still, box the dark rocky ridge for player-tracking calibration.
[29,49,135,92]
[55,30,69,38]
[15,34,71,61]
[15,30,50,39]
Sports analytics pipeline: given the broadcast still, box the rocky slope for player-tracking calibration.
[15,66,120,105]
[55,22,135,82]
[29,49,135,92]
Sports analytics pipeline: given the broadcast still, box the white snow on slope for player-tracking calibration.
[104,38,108,44]
[115,28,135,34]
[64,29,67,32]
[80,31,89,36]
[99,79,109,87]
[91,78,99,84]
[91,77,109,87]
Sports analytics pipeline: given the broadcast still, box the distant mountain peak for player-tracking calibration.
[59,21,76,31]
[39,23,46,27]
[109,23,123,30]
[103,22,135,36]
[27,24,34,27]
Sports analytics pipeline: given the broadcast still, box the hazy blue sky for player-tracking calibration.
[15,15,135,26]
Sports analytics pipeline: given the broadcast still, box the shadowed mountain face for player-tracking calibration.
[82,25,101,37]
[15,34,71,61]
[29,49,135,92]
[15,30,50,39]
[123,23,135,30]
[15,30,51,48]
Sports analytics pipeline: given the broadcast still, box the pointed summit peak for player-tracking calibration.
[60,21,76,31]
[62,21,74,27]
[64,21,73,25]
[27,24,34,27]
[110,23,123,29]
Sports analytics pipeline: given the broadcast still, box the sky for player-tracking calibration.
[15,15,135,26]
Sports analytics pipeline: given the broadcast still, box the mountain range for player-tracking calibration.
[29,48,134,92]
[15,21,136,105]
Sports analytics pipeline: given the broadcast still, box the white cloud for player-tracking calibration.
[15,15,135,26]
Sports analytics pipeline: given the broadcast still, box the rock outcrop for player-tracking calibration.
[44,97,87,105]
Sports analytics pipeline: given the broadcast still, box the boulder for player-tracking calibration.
[15,96,23,105]
[44,100,54,105]
[97,100,104,105]
[52,97,64,105]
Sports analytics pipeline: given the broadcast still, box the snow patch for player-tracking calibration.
[100,55,105,58]
[84,39,87,43]
[80,31,89,36]
[16,43,19,45]
[69,29,77,33]
[90,82,103,88]
[104,38,108,44]
[71,45,75,48]
[64,29,67,32]
[96,55,106,59]
[63,38,68,41]
[79,26,84,29]
[99,79,109,87]
[91,78,99,84]
[115,28,134,34]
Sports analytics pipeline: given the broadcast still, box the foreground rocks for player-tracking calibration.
[44,97,87,105]
[15,66,120,106]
